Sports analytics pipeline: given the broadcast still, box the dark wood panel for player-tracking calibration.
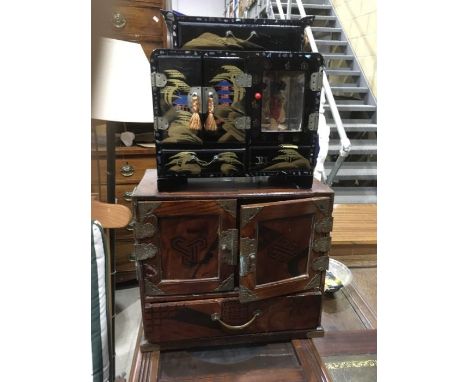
[137,200,237,296]
[312,330,377,357]
[293,339,332,382]
[239,197,331,302]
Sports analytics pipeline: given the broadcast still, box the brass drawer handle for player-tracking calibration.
[112,12,127,29]
[211,309,261,331]
[128,253,136,262]
[123,191,133,202]
[120,162,135,177]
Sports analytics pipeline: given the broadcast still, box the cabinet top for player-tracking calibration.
[132,169,334,200]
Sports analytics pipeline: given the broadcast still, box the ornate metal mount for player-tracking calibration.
[239,238,256,277]
[220,229,238,265]
[312,237,331,253]
[315,217,334,233]
[134,243,158,261]
[312,256,329,272]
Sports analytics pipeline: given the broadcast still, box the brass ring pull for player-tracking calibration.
[123,191,133,202]
[211,309,261,331]
[120,162,135,177]
[225,30,258,42]
[112,12,127,29]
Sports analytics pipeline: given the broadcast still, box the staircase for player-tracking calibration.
[245,0,377,203]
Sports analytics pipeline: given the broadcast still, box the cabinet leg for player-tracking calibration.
[268,175,313,189]
[157,177,188,191]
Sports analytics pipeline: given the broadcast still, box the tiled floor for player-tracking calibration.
[114,283,141,379]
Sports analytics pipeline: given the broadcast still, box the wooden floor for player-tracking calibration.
[330,204,377,268]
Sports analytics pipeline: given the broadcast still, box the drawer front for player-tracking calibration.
[143,292,322,344]
[92,184,137,206]
[110,3,164,42]
[115,240,137,270]
[92,157,155,184]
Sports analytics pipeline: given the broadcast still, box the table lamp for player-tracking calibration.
[91,36,153,381]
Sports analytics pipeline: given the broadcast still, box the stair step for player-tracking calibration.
[325,104,377,112]
[322,53,354,61]
[310,26,342,33]
[278,2,332,10]
[328,140,377,155]
[326,69,361,76]
[333,187,377,204]
[312,15,337,21]
[331,86,369,93]
[315,40,348,46]
[328,123,377,132]
[325,162,377,180]
[289,14,335,20]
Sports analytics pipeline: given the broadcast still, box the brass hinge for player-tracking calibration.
[310,68,323,92]
[308,112,319,131]
[220,229,238,265]
[239,237,256,277]
[154,116,169,131]
[152,72,167,88]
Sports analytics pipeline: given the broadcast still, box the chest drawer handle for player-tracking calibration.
[120,163,135,177]
[123,191,133,202]
[112,12,127,29]
[211,309,261,331]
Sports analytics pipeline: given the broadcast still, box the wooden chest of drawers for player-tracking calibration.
[92,146,156,282]
[132,169,334,349]
[106,0,167,59]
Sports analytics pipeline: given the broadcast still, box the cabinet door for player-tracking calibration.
[239,197,332,302]
[135,199,237,296]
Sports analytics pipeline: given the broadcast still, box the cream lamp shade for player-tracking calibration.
[92,37,153,123]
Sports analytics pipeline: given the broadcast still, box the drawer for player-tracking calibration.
[91,157,155,184]
[115,240,137,270]
[91,184,137,206]
[142,291,322,344]
[109,3,164,42]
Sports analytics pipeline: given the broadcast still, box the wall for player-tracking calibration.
[331,0,377,97]
[171,0,226,17]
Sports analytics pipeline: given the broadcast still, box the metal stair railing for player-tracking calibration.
[273,0,351,185]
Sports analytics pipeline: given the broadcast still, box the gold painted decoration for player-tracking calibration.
[263,149,311,171]
[182,32,263,50]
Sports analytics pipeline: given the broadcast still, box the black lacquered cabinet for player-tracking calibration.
[151,49,324,190]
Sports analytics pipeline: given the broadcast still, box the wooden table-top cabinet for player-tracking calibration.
[132,169,335,349]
